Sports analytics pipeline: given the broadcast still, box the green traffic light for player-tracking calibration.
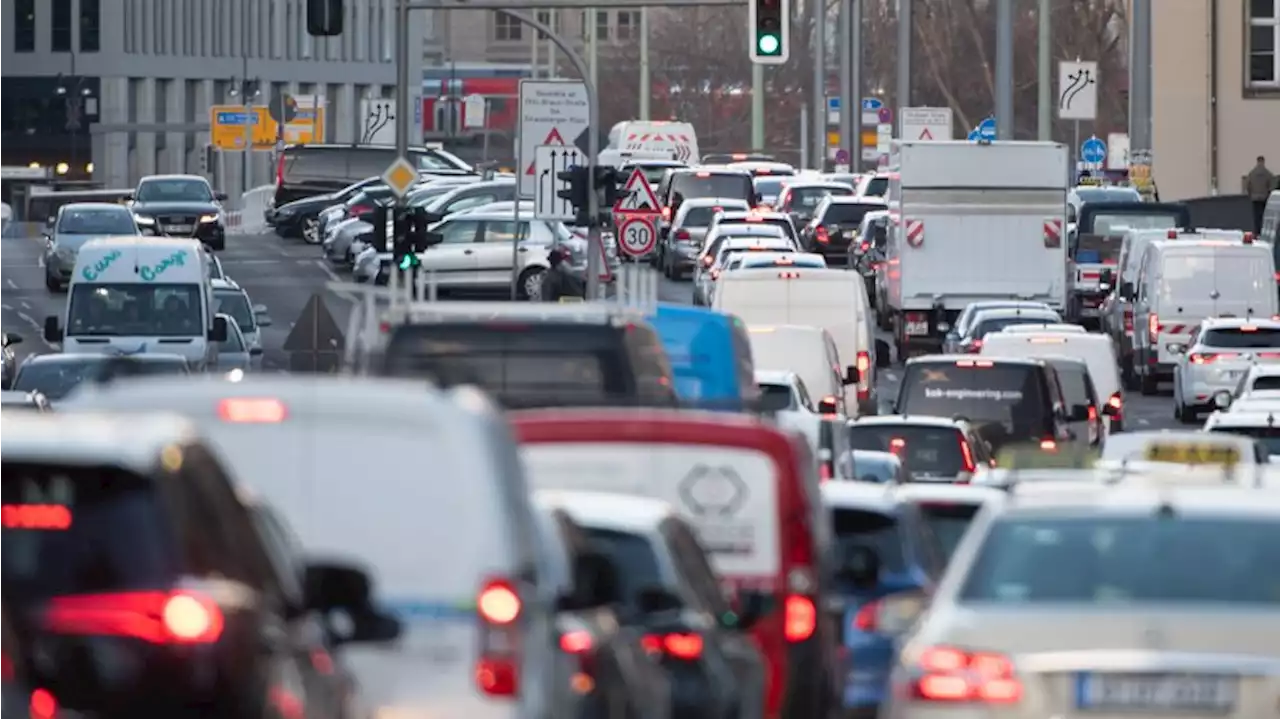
[757,33,780,55]
[398,254,420,270]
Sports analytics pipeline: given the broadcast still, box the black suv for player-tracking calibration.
[273,144,472,206]
[1,414,396,716]
[798,196,888,267]
[127,174,228,250]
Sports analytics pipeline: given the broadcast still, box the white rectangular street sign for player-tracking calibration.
[359,99,398,144]
[900,107,953,142]
[875,123,893,154]
[533,144,585,221]
[518,80,590,199]
[1057,60,1099,121]
[1106,132,1130,170]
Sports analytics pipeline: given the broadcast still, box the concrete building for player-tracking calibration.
[424,8,642,66]
[1,0,424,197]
[1152,0,1280,200]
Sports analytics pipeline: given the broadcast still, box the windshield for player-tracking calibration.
[972,315,1061,339]
[718,244,793,267]
[831,507,906,575]
[915,501,983,562]
[67,283,204,338]
[1091,212,1178,233]
[582,528,664,609]
[960,515,1280,605]
[1207,427,1280,456]
[758,383,795,412]
[672,174,754,204]
[12,358,187,400]
[789,186,852,212]
[821,203,883,226]
[900,363,1051,448]
[862,177,889,197]
[56,208,138,236]
[135,179,213,203]
[848,424,969,478]
[213,290,256,331]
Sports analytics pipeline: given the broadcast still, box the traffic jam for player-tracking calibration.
[3,131,1280,719]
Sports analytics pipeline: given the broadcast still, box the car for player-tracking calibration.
[1172,317,1280,422]
[272,142,472,206]
[540,490,768,719]
[1203,408,1280,458]
[10,353,190,403]
[62,374,570,719]
[266,176,381,240]
[1,331,20,390]
[847,415,996,483]
[646,304,760,411]
[756,368,827,451]
[212,279,270,355]
[729,251,826,271]
[943,307,1064,354]
[750,174,794,207]
[839,450,908,483]
[710,209,801,246]
[694,235,795,306]
[126,174,228,250]
[422,178,518,219]
[0,389,52,411]
[1232,363,1280,399]
[692,225,790,304]
[880,478,1280,719]
[41,202,143,291]
[774,181,855,226]
[656,197,751,279]
[215,312,259,371]
[945,301,1056,351]
[320,186,399,260]
[853,173,891,199]
[1,411,362,716]
[748,325,850,417]
[798,196,889,267]
[655,168,757,231]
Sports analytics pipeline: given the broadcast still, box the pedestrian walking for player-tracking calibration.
[1246,156,1276,234]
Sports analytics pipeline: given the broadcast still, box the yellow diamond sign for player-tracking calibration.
[382,156,418,198]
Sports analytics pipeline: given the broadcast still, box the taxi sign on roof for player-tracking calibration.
[382,156,418,198]
[1142,441,1240,466]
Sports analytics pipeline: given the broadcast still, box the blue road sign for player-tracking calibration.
[967,129,981,142]
[978,117,997,141]
[834,149,850,164]
[861,97,883,111]
[215,111,255,125]
[828,97,841,111]
[1081,136,1107,164]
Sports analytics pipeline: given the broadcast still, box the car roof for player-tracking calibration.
[2,411,206,472]
[908,354,1047,369]
[828,196,889,206]
[1207,410,1277,427]
[1000,484,1280,516]
[680,197,750,208]
[718,210,789,219]
[59,202,131,212]
[389,301,646,326]
[674,167,751,177]
[720,237,791,249]
[893,483,1002,505]
[536,490,675,535]
[994,324,1089,335]
[784,182,854,191]
[754,369,799,385]
[20,352,188,366]
[821,481,898,513]
[138,174,208,183]
[851,415,966,430]
[210,279,242,291]
[1197,317,1280,331]
[972,308,1060,322]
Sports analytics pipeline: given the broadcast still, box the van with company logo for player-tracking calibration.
[44,237,227,370]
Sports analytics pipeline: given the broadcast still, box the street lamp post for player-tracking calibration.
[55,73,93,181]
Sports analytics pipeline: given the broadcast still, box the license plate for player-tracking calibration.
[165,224,193,233]
[905,320,929,336]
[1076,673,1236,712]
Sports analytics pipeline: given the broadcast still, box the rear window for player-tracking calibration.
[1250,375,1280,391]
[1050,364,1093,408]
[1203,328,1280,348]
[959,515,1280,604]
[972,315,1060,339]
[1072,234,1122,264]
[583,528,664,609]
[831,508,906,574]
[719,218,793,239]
[671,173,754,204]
[820,203,882,226]
[682,206,728,226]
[2,465,174,603]
[1206,427,1280,456]
[1089,212,1179,234]
[753,178,788,198]
[757,383,795,412]
[789,186,851,209]
[914,501,983,562]
[847,424,968,478]
[284,148,461,182]
[862,177,889,197]
[899,363,1051,448]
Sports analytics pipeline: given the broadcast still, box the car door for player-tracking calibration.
[421,217,482,285]
[473,219,526,287]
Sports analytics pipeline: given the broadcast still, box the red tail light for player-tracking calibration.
[1039,439,1057,451]
[1087,405,1098,421]
[853,600,880,632]
[856,351,871,401]
[958,438,977,473]
[815,226,830,244]
[1148,314,1160,343]
[819,462,833,481]
[1273,271,1280,282]
[275,153,286,187]
[642,632,704,660]
[1107,392,1123,411]
[701,255,714,267]
[560,630,593,654]
[965,339,983,353]
[860,241,870,251]
[910,646,1022,704]
[348,203,373,218]
[1,651,13,680]
[30,688,58,719]
[41,590,224,645]
[783,595,816,642]
[889,437,906,456]
[661,206,671,220]
[1190,353,1239,364]
[1123,308,1134,332]
[1257,352,1280,359]
[476,578,522,697]
[675,229,691,241]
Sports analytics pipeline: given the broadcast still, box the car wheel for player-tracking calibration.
[518,267,545,301]
[301,217,320,244]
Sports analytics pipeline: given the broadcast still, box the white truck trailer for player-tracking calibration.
[884,140,1070,356]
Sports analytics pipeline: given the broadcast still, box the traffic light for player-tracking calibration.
[391,209,420,271]
[594,167,624,224]
[557,165,592,227]
[370,204,389,251]
[307,0,344,36]
[749,0,790,64]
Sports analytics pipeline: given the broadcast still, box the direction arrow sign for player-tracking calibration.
[1080,136,1107,165]
[614,168,661,214]
[534,144,584,221]
[518,80,590,199]
[861,97,883,111]
[1057,60,1099,121]
[970,116,997,142]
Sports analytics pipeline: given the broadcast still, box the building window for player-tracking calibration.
[616,11,640,41]
[52,0,73,52]
[493,11,522,41]
[81,0,101,51]
[596,10,610,41]
[14,0,35,52]
[535,10,560,40]
[1250,0,1280,87]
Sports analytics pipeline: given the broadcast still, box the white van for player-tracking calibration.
[46,237,226,370]
[714,267,887,416]
[747,325,848,415]
[980,329,1125,431]
[65,375,566,719]
[1132,237,1279,395]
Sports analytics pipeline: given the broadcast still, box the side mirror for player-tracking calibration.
[215,192,229,201]
[725,590,773,631]
[209,315,229,343]
[46,216,56,228]
[4,332,23,347]
[249,347,264,357]
[817,396,840,415]
[563,550,621,610]
[636,586,684,615]
[303,561,402,646]
[875,339,892,369]
[1167,343,1187,355]
[43,316,62,343]
[835,544,881,589]
[843,365,860,386]
[1120,282,1134,300]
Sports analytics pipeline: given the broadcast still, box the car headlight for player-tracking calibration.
[199,213,220,224]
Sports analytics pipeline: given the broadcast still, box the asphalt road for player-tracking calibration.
[2,229,1183,431]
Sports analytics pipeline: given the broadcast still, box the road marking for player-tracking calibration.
[15,311,48,344]
[219,258,289,265]
[4,279,16,289]
[1136,418,1151,426]
[19,301,31,310]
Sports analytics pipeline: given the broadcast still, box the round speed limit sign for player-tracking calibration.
[617,216,657,258]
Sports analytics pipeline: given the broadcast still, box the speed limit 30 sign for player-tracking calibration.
[616,216,657,258]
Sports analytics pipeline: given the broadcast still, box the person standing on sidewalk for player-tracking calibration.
[1246,156,1276,234]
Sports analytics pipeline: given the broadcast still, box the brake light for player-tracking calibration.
[275,153,286,187]
[30,689,58,719]
[965,339,983,352]
[1274,272,1280,282]
[1107,392,1123,411]
[675,229,691,241]
[783,595,816,642]
[818,462,833,481]
[856,351,871,400]
[696,171,712,178]
[1087,405,1098,421]
[1039,439,1057,451]
[1167,229,1178,239]
[41,590,225,644]
[1258,352,1280,359]
[559,630,593,654]
[642,633,704,660]
[1148,313,1160,343]
[661,206,671,220]
[1240,325,1258,332]
[701,255,714,267]
[889,437,906,455]
[911,646,1022,704]
[959,438,977,473]
[2,504,72,530]
[745,215,763,222]
[815,226,830,244]
[1123,308,1134,332]
[476,578,521,697]
[954,359,995,367]
[1190,353,1215,364]
[819,395,839,417]
[860,241,870,251]
[218,398,287,423]
[1243,232,1254,244]
[853,600,880,631]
